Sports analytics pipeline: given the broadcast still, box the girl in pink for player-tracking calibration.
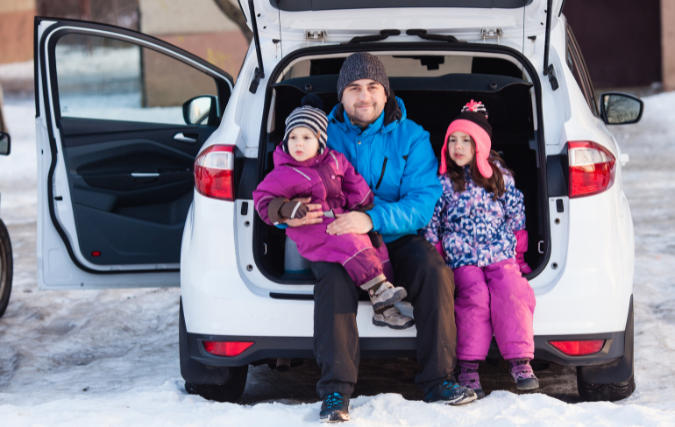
[421,100,537,398]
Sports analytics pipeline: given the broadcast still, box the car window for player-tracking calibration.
[566,25,599,116]
[55,33,219,125]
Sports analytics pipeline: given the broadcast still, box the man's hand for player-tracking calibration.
[285,197,323,227]
[326,211,373,235]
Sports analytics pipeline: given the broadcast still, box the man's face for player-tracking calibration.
[340,79,387,128]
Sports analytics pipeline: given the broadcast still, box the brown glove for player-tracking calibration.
[268,197,309,224]
[280,200,310,219]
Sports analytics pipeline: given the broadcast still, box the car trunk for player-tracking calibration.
[253,52,548,285]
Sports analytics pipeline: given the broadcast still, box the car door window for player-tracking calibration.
[55,33,219,125]
[566,25,599,116]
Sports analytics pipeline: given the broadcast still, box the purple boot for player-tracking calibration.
[457,361,486,399]
[509,359,539,391]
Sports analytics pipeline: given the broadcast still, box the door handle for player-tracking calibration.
[174,132,198,143]
[131,172,160,178]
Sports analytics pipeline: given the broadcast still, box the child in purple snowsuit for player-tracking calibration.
[421,100,538,398]
[253,95,414,330]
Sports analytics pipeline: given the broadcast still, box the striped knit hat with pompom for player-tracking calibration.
[282,94,328,155]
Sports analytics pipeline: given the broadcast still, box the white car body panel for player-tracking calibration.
[243,0,564,42]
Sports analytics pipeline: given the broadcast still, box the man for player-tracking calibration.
[286,53,476,423]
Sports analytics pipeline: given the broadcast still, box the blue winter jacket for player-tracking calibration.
[327,97,442,243]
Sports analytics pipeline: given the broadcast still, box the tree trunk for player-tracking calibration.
[213,0,253,44]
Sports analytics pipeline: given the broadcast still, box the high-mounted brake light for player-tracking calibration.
[568,141,616,198]
[194,145,235,201]
[203,341,254,357]
[549,340,605,356]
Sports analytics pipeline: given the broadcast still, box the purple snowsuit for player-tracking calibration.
[421,168,535,360]
[253,145,393,287]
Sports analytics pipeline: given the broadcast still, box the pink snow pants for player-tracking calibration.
[452,258,536,361]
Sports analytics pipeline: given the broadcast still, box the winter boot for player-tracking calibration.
[319,392,350,423]
[423,377,477,405]
[362,278,407,311]
[372,305,415,330]
[457,361,486,399]
[508,358,539,391]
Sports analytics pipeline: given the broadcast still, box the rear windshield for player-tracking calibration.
[270,0,533,11]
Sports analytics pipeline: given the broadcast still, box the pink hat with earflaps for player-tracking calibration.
[438,100,493,179]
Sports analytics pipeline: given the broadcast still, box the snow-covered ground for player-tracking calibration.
[0,90,674,425]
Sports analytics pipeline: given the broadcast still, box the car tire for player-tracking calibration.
[577,372,636,402]
[184,365,249,403]
[0,218,13,318]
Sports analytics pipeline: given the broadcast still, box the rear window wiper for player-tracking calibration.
[347,29,401,44]
[406,29,466,43]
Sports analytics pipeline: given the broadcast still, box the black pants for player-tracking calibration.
[311,234,457,398]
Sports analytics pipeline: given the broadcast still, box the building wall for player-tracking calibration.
[564,0,662,88]
[139,0,248,81]
[0,0,36,64]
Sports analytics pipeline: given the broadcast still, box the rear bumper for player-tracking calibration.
[185,331,624,368]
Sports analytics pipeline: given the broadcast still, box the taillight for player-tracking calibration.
[568,141,616,198]
[549,340,605,356]
[203,341,254,357]
[194,145,235,201]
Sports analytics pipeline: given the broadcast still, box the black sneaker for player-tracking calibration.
[320,392,350,423]
[424,379,478,405]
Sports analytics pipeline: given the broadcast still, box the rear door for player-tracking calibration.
[35,18,234,289]
[243,0,564,42]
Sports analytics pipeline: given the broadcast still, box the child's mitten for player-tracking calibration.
[267,197,309,224]
[434,241,445,259]
[514,230,532,274]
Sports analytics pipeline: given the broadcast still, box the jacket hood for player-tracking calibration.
[328,95,407,137]
[273,142,331,168]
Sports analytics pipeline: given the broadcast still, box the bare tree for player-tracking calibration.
[213,0,253,44]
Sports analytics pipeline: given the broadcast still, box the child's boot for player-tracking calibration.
[362,279,407,311]
[372,305,414,329]
[457,361,486,399]
[508,358,539,391]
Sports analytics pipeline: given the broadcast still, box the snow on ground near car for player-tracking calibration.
[0,91,674,425]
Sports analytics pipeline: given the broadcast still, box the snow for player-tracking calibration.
[1,90,675,425]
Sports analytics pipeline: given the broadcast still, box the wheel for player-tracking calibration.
[185,365,249,403]
[0,218,13,318]
[577,371,636,402]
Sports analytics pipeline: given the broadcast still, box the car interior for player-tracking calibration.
[255,54,546,284]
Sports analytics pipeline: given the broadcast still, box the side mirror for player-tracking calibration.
[0,131,10,156]
[600,92,644,125]
[182,95,219,126]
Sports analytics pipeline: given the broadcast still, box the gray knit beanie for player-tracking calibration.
[337,53,390,101]
[283,94,328,155]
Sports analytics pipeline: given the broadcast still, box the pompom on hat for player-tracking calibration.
[282,94,328,155]
[439,100,494,178]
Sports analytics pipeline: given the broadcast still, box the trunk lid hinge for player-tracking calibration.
[481,28,503,44]
[305,30,327,41]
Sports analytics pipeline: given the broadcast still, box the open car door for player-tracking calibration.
[35,18,234,289]
[241,0,565,42]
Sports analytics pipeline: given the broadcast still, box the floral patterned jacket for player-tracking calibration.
[420,166,526,269]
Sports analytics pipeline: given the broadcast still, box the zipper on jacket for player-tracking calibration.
[375,157,388,190]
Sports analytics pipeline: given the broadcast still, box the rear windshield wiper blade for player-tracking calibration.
[347,29,401,44]
[406,29,466,43]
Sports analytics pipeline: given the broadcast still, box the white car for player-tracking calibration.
[34,0,643,403]
[0,130,12,318]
